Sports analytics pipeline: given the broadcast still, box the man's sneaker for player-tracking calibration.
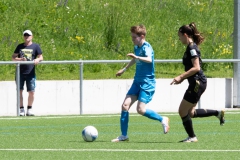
[161,116,170,134]
[217,110,225,126]
[26,109,34,116]
[19,108,25,116]
[179,137,198,143]
[111,135,129,142]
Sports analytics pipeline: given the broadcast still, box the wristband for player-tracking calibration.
[123,68,127,72]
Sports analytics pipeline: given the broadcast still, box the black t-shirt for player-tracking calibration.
[14,43,42,75]
[182,43,207,83]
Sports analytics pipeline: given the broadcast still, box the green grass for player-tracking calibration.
[0,111,239,159]
[0,0,234,80]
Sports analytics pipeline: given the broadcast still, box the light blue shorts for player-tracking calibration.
[127,80,155,104]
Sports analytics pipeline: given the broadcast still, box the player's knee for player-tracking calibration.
[189,112,194,118]
[136,108,144,115]
[28,91,35,97]
[122,103,129,111]
[178,108,187,117]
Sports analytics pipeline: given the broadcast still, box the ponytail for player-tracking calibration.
[179,22,204,45]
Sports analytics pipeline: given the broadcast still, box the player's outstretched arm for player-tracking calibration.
[116,57,136,77]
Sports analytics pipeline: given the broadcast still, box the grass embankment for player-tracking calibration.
[0,0,233,80]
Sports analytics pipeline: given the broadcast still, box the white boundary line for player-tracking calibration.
[0,111,239,120]
[0,114,168,120]
[0,149,239,152]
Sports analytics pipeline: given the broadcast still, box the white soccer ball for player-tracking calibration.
[82,126,98,142]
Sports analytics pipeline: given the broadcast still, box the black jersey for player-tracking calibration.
[182,43,207,83]
[14,43,42,75]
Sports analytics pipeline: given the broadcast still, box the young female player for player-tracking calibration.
[171,22,225,142]
[111,24,170,142]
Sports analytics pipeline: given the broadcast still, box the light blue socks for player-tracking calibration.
[143,109,163,122]
[120,111,129,136]
[120,109,162,136]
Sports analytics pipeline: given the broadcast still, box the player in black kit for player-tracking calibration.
[170,22,225,142]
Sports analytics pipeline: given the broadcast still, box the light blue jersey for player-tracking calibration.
[127,41,156,104]
[134,41,155,83]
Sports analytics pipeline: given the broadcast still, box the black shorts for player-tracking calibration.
[183,80,207,104]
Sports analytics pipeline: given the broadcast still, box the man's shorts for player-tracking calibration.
[183,79,207,104]
[127,80,155,104]
[18,74,36,91]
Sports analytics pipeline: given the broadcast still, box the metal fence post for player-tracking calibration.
[80,61,83,115]
[233,0,240,108]
[16,63,20,116]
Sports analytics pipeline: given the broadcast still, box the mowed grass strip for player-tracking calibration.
[0,112,239,159]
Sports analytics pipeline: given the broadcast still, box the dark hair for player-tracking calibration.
[179,22,204,45]
[130,24,146,37]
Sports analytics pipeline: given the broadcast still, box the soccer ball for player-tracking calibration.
[82,126,98,142]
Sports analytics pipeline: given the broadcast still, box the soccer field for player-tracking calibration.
[0,111,239,160]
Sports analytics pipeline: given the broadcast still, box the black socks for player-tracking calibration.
[182,114,196,137]
[193,109,218,118]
